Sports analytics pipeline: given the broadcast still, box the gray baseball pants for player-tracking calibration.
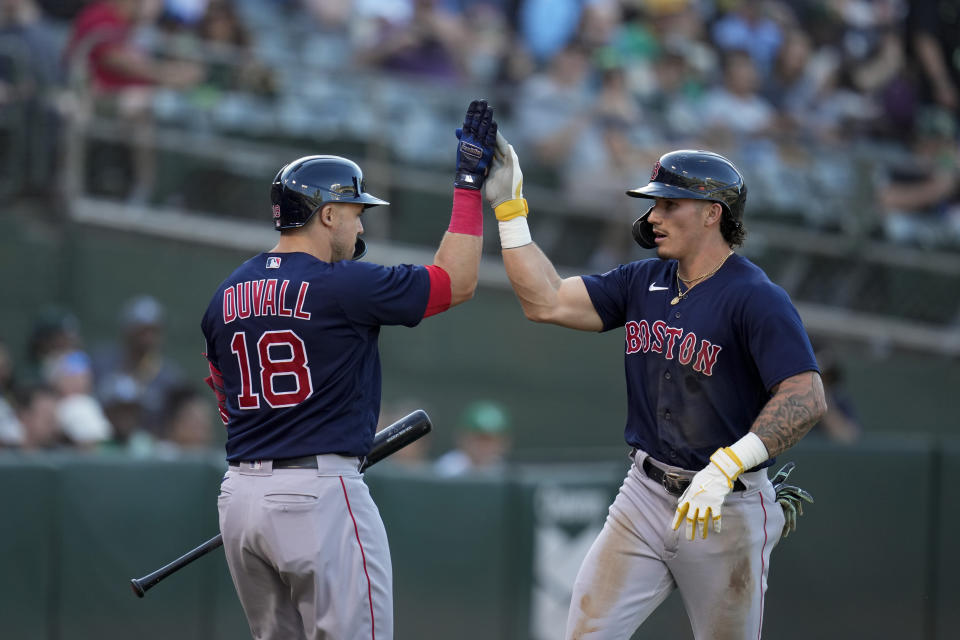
[565,449,785,640]
[218,455,392,640]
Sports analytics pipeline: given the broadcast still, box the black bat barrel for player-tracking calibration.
[361,409,432,470]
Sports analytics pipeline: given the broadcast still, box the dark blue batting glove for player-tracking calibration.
[454,99,498,190]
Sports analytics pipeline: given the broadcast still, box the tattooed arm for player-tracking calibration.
[752,371,828,458]
[671,370,826,541]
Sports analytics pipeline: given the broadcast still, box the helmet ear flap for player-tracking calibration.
[352,238,367,261]
[632,204,657,249]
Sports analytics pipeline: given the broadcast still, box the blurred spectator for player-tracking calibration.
[642,45,706,145]
[434,400,512,477]
[763,28,819,134]
[642,0,720,96]
[92,295,184,435]
[24,307,115,450]
[161,0,209,27]
[560,64,659,268]
[64,0,204,202]
[296,0,357,71]
[11,382,63,450]
[576,1,622,55]
[48,349,113,450]
[565,62,645,167]
[811,342,863,444]
[460,1,513,85]
[834,0,912,139]
[98,371,154,455]
[26,306,84,386]
[710,0,784,78]
[577,117,655,270]
[801,48,881,145]
[518,0,583,64]
[0,338,23,448]
[699,49,776,149]
[357,0,469,83]
[601,3,658,99]
[0,0,63,101]
[906,0,960,114]
[0,0,67,198]
[153,384,215,456]
[593,61,643,128]
[191,0,275,96]
[876,107,960,247]
[65,0,203,94]
[514,41,593,172]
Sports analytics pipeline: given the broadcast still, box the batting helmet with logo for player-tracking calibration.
[271,155,389,259]
[626,150,746,248]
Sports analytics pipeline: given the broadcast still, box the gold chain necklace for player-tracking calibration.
[671,251,734,305]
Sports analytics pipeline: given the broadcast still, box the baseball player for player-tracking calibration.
[482,138,827,639]
[201,100,498,640]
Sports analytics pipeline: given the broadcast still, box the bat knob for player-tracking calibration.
[130,578,146,598]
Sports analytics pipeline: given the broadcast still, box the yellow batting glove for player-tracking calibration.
[671,433,768,541]
[483,130,528,221]
[671,456,736,540]
[710,445,746,488]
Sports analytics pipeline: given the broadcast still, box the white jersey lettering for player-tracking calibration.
[224,280,310,324]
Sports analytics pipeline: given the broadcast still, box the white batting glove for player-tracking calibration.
[672,433,768,541]
[483,130,528,221]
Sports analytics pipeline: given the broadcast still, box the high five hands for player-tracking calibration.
[454,99,498,190]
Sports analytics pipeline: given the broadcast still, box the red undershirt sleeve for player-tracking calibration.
[423,264,452,318]
[203,358,230,425]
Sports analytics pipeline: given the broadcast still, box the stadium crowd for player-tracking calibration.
[0,0,953,452]
[1,0,958,258]
[0,0,960,256]
[0,298,217,456]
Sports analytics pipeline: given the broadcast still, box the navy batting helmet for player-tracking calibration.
[626,150,746,249]
[271,155,389,260]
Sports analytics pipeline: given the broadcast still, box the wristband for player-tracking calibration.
[494,198,529,221]
[710,432,768,488]
[498,217,532,249]
[447,188,483,236]
[727,432,769,473]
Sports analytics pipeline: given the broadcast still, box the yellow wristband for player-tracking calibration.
[494,198,529,221]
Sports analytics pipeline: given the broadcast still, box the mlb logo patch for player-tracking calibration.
[266,256,282,269]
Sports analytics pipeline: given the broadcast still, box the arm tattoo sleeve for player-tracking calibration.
[752,372,827,458]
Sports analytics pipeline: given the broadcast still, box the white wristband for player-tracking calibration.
[498,217,532,249]
[728,432,769,471]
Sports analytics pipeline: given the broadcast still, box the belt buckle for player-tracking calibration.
[661,471,688,496]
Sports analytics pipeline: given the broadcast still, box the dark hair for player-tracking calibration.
[720,209,746,247]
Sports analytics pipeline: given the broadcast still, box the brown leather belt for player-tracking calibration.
[641,456,745,497]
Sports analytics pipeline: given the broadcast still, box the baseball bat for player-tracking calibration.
[130,409,432,598]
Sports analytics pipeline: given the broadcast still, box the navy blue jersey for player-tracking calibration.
[201,252,432,462]
[582,253,818,470]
